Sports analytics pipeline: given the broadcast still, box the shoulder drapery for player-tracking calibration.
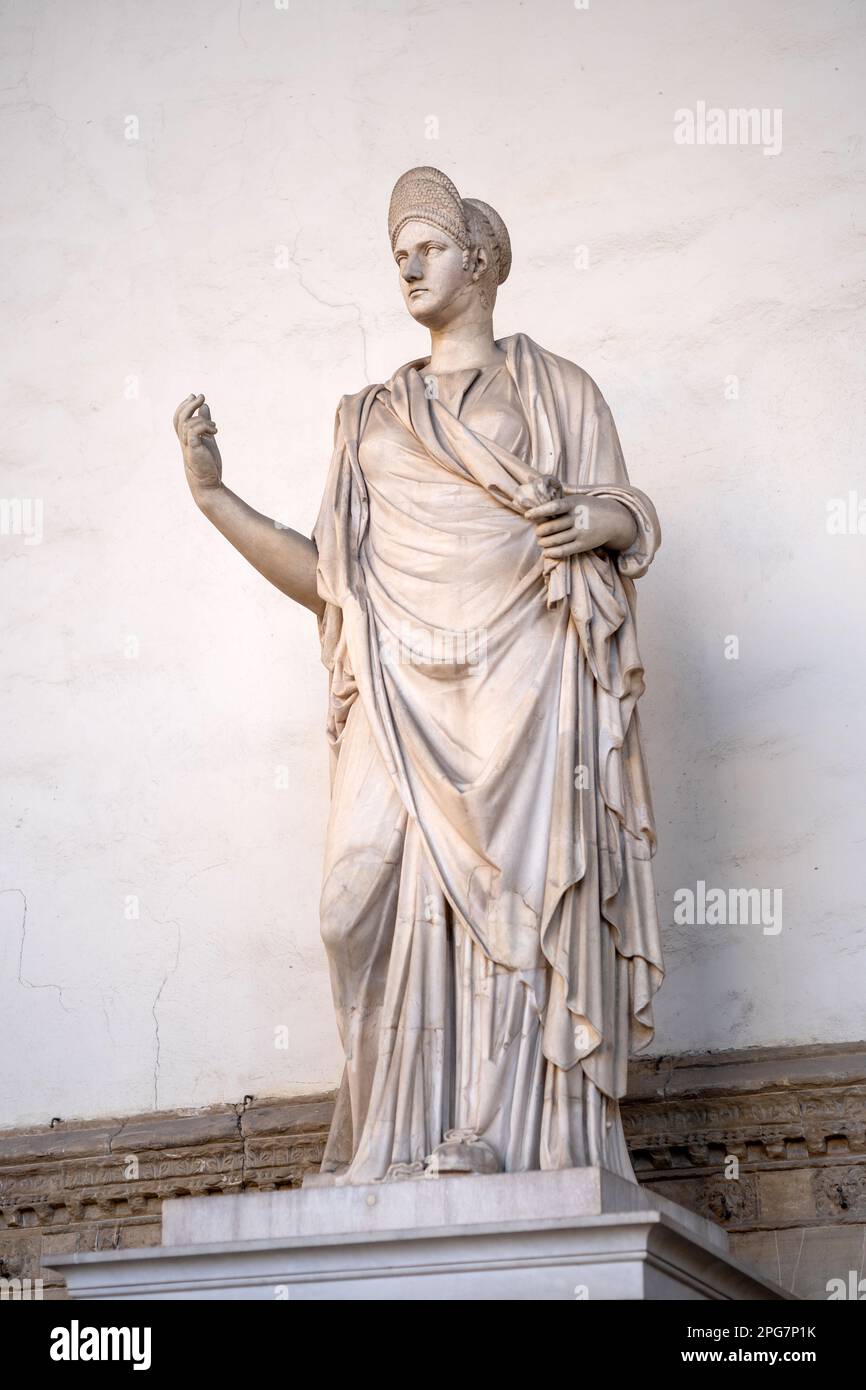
[312,332,663,1102]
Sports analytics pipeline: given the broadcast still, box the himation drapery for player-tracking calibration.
[312,332,663,1185]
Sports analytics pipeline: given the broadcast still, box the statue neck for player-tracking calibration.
[426,316,504,374]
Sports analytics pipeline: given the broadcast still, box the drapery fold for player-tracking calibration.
[312,333,663,1181]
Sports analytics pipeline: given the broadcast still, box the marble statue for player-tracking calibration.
[174,166,664,1186]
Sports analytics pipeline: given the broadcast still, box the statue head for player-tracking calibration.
[388,166,511,329]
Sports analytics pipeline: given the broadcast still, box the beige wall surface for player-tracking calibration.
[1,0,864,1127]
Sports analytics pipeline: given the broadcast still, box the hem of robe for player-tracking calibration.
[320,905,640,1187]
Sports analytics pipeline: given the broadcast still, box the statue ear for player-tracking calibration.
[472,244,490,280]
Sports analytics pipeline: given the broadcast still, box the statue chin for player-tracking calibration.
[404,297,441,325]
[403,286,468,328]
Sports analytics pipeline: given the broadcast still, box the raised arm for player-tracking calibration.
[174,393,324,618]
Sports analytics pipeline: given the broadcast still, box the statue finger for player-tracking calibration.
[535,514,573,537]
[173,394,193,430]
[525,496,570,520]
[176,394,204,431]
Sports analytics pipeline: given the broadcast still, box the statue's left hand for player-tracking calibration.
[526,493,637,557]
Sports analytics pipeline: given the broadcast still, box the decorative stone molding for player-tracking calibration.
[0,1098,332,1298]
[2,1042,863,1298]
[624,1041,866,1227]
[623,1042,866,1299]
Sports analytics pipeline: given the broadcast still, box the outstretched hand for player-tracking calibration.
[174,393,222,494]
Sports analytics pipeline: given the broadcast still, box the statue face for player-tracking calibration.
[393,219,475,327]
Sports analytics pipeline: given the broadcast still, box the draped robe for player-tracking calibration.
[312,332,663,1185]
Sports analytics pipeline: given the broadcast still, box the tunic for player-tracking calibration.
[312,333,663,1184]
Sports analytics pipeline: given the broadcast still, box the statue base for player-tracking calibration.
[53,1166,791,1301]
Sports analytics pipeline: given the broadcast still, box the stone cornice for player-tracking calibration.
[623,1042,866,1235]
[624,1041,866,1171]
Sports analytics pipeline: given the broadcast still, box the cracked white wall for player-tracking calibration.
[1,0,864,1128]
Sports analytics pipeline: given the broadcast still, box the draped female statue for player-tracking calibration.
[174,167,664,1186]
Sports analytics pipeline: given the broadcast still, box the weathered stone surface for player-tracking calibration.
[757,1169,816,1223]
[113,1108,242,1152]
[731,1225,866,1302]
[625,1042,866,1189]
[623,1043,866,1297]
[0,1094,327,1298]
[3,1042,864,1299]
[241,1099,333,1137]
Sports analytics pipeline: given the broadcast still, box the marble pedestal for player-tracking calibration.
[53,1166,790,1301]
